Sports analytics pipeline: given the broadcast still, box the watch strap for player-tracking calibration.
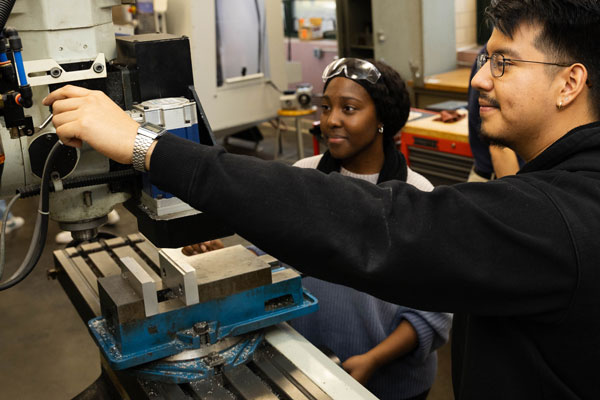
[132,131,155,172]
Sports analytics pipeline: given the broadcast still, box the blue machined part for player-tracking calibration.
[88,269,318,371]
[0,52,7,62]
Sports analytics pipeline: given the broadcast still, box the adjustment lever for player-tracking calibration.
[34,112,53,134]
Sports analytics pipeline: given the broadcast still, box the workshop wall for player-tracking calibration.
[455,0,477,49]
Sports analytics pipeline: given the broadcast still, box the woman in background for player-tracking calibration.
[185,58,451,400]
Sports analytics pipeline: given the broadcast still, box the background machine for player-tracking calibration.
[0,1,376,398]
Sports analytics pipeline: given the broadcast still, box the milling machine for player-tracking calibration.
[0,1,377,398]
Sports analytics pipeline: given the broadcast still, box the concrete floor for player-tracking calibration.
[0,123,454,399]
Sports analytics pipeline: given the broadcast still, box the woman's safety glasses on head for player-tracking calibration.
[322,58,381,84]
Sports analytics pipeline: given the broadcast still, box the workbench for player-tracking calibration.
[409,68,471,108]
[400,111,473,183]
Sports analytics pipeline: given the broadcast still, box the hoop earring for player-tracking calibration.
[378,126,384,134]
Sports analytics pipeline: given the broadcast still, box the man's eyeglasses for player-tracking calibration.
[322,57,381,84]
[476,53,572,78]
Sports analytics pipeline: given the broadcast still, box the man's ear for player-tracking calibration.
[557,63,588,109]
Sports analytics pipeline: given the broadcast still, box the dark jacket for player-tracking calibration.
[151,121,600,399]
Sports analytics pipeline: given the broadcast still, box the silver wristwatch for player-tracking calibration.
[132,122,167,172]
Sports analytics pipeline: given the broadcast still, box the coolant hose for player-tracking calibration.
[0,0,16,35]
[0,140,61,290]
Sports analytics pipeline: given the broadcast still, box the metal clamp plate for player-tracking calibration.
[23,53,107,87]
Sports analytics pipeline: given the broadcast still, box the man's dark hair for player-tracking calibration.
[324,60,411,138]
[486,0,600,118]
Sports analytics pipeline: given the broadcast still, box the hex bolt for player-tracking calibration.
[92,63,104,73]
[193,321,210,345]
[205,352,225,368]
[193,321,209,334]
[50,67,62,78]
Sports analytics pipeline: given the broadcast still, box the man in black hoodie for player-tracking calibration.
[45,1,600,398]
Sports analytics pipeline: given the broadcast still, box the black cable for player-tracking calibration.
[254,0,262,73]
[282,0,293,61]
[288,32,292,62]
[0,141,61,291]
[215,0,223,86]
[0,192,20,279]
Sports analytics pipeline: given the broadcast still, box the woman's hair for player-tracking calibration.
[324,59,411,138]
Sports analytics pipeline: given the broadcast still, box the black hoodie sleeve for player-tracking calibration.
[150,134,576,318]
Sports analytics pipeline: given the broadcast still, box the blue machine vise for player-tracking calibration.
[88,245,317,383]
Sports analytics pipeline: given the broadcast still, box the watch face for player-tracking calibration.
[143,123,165,134]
